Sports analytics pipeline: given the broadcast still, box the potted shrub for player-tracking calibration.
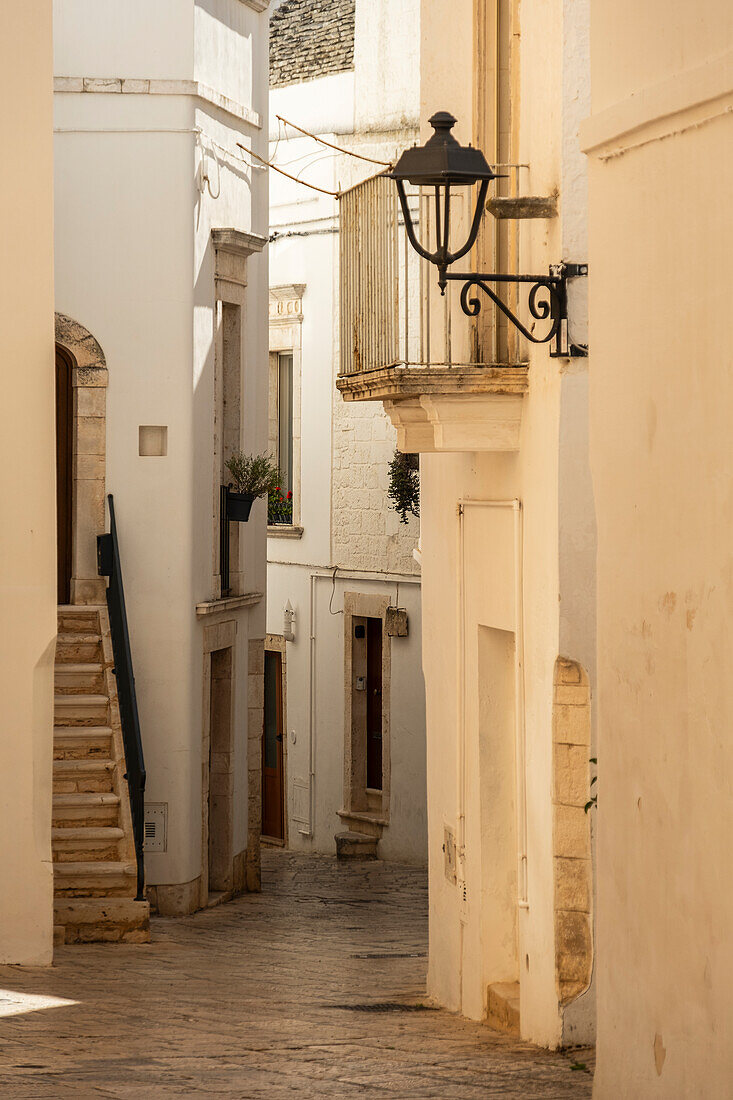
[224,452,281,522]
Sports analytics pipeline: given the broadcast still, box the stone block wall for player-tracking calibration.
[332,390,420,576]
[552,657,593,1006]
[270,0,355,89]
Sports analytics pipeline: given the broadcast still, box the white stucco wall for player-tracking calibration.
[0,0,56,966]
[53,0,269,895]
[266,1,427,863]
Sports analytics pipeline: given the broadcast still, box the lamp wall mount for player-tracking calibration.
[444,262,588,359]
[390,113,589,360]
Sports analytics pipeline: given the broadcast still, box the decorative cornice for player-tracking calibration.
[212,228,268,256]
[269,284,305,322]
[239,0,270,10]
[54,77,261,130]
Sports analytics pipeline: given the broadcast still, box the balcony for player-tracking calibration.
[336,174,529,453]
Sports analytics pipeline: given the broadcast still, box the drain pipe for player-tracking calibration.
[299,573,318,837]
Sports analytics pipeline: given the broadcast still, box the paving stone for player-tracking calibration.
[0,849,593,1096]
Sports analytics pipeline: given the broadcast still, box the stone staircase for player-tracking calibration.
[53,606,150,944]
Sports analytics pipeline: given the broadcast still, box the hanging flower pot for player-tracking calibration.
[222,451,282,524]
[225,489,256,522]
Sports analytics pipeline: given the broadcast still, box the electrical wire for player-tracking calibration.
[329,567,344,616]
[237,142,341,197]
[276,113,393,167]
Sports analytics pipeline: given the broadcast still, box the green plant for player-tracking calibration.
[225,452,281,498]
[388,450,420,523]
[584,758,597,813]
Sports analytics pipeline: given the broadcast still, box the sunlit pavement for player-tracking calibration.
[0,849,594,1097]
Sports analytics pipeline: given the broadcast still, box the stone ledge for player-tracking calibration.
[54,77,262,130]
[267,524,303,539]
[337,364,528,402]
[196,592,263,618]
[212,227,268,257]
[488,195,557,219]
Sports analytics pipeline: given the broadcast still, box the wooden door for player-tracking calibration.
[262,650,285,840]
[55,347,73,604]
[366,617,383,790]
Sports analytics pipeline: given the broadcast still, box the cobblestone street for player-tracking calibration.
[0,850,594,1098]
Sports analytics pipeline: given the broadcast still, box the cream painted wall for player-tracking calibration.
[53,0,269,894]
[0,2,55,965]
[583,10,733,1096]
[417,0,595,1048]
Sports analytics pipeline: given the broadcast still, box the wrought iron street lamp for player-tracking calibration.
[390,112,587,357]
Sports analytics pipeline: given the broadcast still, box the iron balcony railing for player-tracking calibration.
[97,494,146,901]
[338,171,528,377]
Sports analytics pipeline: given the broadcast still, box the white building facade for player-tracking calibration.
[52,0,271,932]
[264,0,427,862]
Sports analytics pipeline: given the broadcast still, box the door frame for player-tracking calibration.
[55,346,74,604]
[54,313,108,605]
[342,591,392,821]
[263,634,288,844]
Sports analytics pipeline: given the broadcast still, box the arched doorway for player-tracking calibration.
[54,313,108,605]
[55,346,74,603]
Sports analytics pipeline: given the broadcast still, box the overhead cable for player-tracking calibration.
[237,142,342,197]
[275,114,393,167]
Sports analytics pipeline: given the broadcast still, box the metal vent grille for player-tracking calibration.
[144,803,167,853]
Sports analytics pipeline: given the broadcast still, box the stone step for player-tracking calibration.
[57,607,102,634]
[55,663,105,695]
[56,633,102,663]
[52,792,120,827]
[52,826,124,862]
[335,830,379,861]
[487,981,520,1037]
[53,726,113,760]
[54,898,150,944]
[54,694,108,726]
[53,860,137,899]
[53,759,115,794]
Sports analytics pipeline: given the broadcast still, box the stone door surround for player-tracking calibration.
[54,313,107,605]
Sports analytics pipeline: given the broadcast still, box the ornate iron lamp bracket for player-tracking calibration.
[443,263,588,358]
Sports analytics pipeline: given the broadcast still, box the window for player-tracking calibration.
[277,352,293,493]
[268,285,303,532]
[268,351,294,525]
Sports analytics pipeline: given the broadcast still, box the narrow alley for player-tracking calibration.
[0,851,593,1098]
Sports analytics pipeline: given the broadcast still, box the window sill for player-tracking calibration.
[196,592,263,618]
[338,808,389,828]
[267,524,304,540]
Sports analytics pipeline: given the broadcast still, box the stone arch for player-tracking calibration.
[55,313,108,604]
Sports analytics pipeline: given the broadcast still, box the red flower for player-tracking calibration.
[274,486,280,493]
[287,491,292,500]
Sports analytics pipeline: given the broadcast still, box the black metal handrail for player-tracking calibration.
[97,494,146,900]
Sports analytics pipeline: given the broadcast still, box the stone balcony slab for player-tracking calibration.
[337,365,528,453]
